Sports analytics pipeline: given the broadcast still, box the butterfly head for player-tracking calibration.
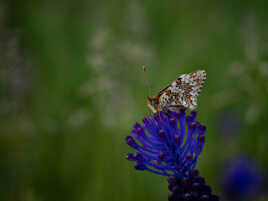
[147,96,158,113]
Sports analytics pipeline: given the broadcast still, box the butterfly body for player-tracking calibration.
[147,70,206,113]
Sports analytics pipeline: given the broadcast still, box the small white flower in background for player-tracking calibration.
[81,1,156,132]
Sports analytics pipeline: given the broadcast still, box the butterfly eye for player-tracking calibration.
[151,99,157,106]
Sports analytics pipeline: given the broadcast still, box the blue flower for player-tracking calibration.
[125,109,205,178]
[125,110,219,201]
[222,157,263,201]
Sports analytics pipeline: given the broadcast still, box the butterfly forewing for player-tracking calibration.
[158,70,206,111]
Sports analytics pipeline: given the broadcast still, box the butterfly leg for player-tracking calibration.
[158,110,162,120]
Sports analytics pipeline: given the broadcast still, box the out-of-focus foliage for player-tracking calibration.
[0,1,267,201]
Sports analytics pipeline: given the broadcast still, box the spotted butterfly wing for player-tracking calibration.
[147,70,206,113]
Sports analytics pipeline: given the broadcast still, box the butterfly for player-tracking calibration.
[147,70,206,113]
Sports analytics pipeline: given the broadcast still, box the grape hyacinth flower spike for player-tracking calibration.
[125,109,219,201]
[222,157,263,201]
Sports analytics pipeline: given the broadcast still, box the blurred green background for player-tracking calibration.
[0,1,267,201]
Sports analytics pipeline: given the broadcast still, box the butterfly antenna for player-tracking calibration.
[142,65,152,97]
